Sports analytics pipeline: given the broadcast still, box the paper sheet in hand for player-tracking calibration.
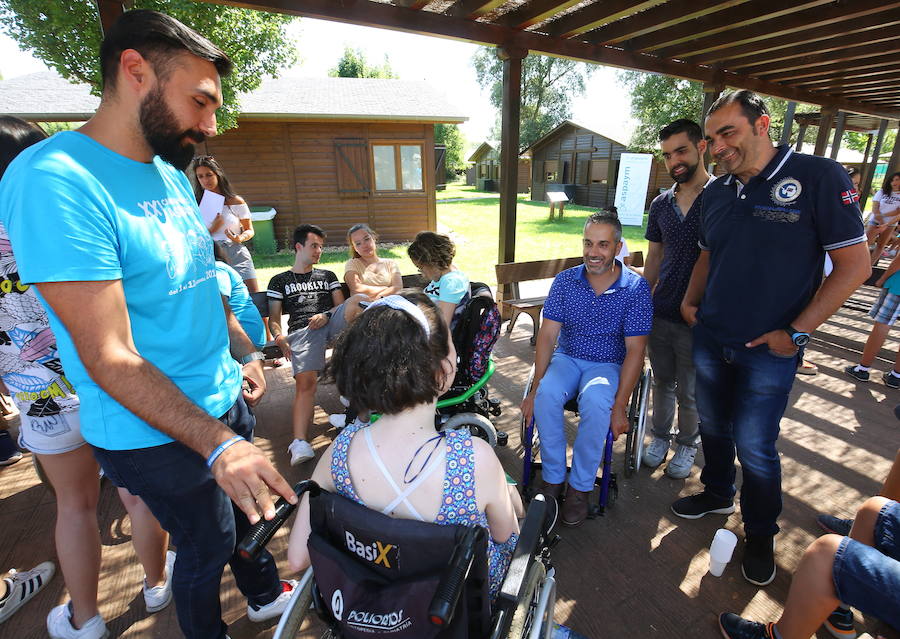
[199,189,225,225]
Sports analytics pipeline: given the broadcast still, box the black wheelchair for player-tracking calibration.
[238,481,560,639]
[519,363,652,517]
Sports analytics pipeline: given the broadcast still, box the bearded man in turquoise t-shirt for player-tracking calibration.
[0,11,297,639]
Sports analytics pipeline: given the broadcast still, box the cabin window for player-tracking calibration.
[589,159,610,184]
[372,143,424,192]
[544,160,559,183]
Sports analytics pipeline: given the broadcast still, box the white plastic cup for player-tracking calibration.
[709,528,738,577]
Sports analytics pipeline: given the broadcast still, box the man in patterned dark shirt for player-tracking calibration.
[642,119,713,480]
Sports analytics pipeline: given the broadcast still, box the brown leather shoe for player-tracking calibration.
[538,481,564,502]
[561,484,591,527]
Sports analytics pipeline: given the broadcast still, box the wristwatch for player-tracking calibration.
[323,310,333,320]
[783,325,810,347]
[239,351,265,365]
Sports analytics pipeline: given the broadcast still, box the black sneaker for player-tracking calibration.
[742,535,776,586]
[844,365,869,382]
[883,371,900,389]
[824,607,856,638]
[0,430,22,467]
[671,491,735,519]
[816,514,853,536]
[718,613,777,639]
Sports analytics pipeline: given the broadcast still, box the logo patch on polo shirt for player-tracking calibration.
[841,189,860,205]
[771,177,802,205]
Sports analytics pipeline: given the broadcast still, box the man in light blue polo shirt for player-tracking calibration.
[0,10,297,639]
[521,211,652,527]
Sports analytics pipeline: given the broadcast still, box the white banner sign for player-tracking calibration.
[613,153,653,226]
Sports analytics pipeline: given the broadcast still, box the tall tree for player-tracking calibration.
[329,46,397,79]
[472,47,592,153]
[434,123,465,181]
[0,0,297,131]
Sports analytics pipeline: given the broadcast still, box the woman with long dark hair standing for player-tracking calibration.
[192,156,259,292]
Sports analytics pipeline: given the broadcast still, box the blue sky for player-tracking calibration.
[0,15,637,152]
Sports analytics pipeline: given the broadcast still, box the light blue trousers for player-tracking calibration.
[533,352,620,492]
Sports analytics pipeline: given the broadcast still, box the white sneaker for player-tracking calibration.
[288,439,315,465]
[0,561,55,623]
[247,579,298,622]
[47,602,109,639]
[666,444,698,479]
[328,413,347,429]
[643,436,669,468]
[143,550,175,613]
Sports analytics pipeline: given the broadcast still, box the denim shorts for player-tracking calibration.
[832,499,900,629]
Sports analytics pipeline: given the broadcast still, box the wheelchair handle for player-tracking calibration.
[237,480,320,562]
[428,525,483,627]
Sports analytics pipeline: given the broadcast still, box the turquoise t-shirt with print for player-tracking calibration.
[217,262,265,348]
[0,131,241,450]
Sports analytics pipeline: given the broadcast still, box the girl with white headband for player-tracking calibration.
[287,291,519,601]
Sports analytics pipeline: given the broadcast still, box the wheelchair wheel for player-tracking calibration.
[505,560,548,639]
[440,412,498,447]
[624,369,652,477]
[271,567,314,639]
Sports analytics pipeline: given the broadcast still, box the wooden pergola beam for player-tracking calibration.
[813,106,836,156]
[499,0,582,30]
[860,120,887,208]
[798,69,900,91]
[740,42,900,78]
[722,25,900,72]
[763,52,900,84]
[686,13,900,65]
[541,0,662,39]
[95,0,125,33]
[498,46,525,265]
[446,0,505,18]
[657,0,898,60]
[624,0,832,53]
[203,0,900,119]
[394,0,432,9]
[587,0,745,45]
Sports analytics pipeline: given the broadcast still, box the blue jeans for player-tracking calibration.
[692,324,798,537]
[93,396,282,639]
[533,352,620,492]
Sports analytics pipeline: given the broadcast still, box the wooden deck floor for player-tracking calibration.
[1,284,899,639]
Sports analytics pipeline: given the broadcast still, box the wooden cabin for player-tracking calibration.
[0,72,466,248]
[201,77,466,247]
[527,121,628,209]
[467,141,530,193]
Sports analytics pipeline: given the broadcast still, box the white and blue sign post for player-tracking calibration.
[613,152,653,226]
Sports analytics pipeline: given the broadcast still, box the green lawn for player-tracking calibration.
[435,182,497,200]
[252,197,648,289]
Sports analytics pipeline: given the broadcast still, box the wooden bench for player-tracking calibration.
[495,251,645,344]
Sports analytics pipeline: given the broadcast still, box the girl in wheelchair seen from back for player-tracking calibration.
[287,291,519,600]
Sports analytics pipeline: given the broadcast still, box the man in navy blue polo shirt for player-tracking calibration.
[642,118,713,480]
[521,211,652,527]
[672,90,870,587]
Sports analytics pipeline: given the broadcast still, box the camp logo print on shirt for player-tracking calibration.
[771,177,802,205]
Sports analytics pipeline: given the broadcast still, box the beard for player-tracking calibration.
[669,161,699,184]
[139,85,205,171]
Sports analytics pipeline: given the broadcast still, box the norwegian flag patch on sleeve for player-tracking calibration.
[841,189,860,205]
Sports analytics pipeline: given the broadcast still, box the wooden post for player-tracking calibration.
[95,0,125,34]
[860,119,888,210]
[860,132,874,172]
[498,45,525,267]
[889,121,900,174]
[779,101,796,146]
[813,107,836,157]
[795,124,808,152]
[700,82,722,169]
[829,111,846,160]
